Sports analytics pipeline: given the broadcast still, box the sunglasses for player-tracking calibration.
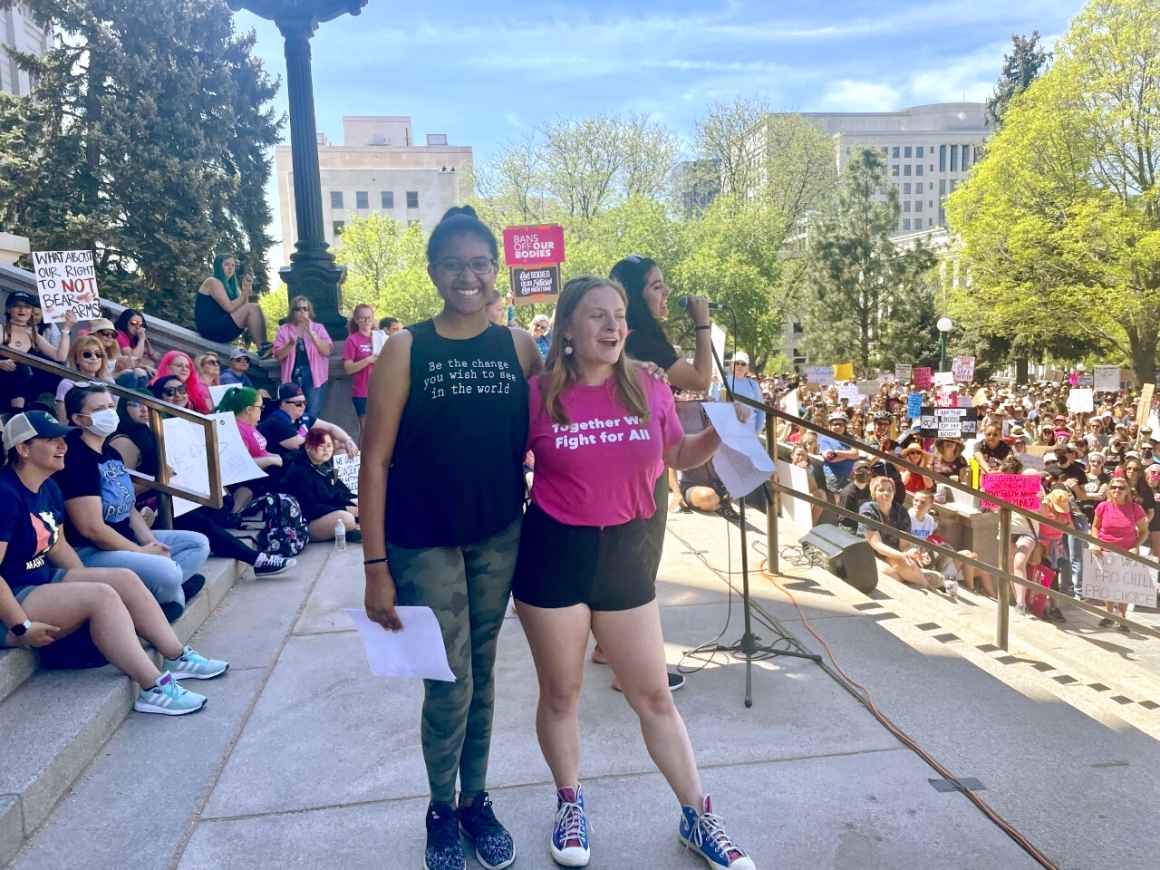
[162,386,188,396]
[204,359,220,366]
[283,399,306,407]
[80,351,104,360]
[294,306,310,312]
[128,321,143,328]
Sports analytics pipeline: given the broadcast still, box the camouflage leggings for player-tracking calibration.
[389,516,521,804]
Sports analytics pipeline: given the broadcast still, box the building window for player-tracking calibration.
[903,218,911,231]
[915,164,924,176]
[939,145,947,172]
[904,146,912,158]
[950,180,958,192]
[381,191,394,209]
[903,200,911,212]
[793,321,804,334]
[916,146,924,158]
[903,164,911,177]
[356,191,369,209]
[961,145,972,171]
[950,144,959,172]
[880,146,888,154]
[892,146,900,159]
[939,179,947,194]
[915,200,924,212]
[891,165,899,177]
[915,182,923,193]
[330,191,344,209]
[406,191,419,208]
[333,220,345,236]
[903,182,911,194]
[928,218,934,227]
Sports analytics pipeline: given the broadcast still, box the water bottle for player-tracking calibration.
[334,519,347,552]
[943,569,958,601]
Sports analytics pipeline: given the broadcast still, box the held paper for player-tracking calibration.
[344,607,456,682]
[702,402,774,499]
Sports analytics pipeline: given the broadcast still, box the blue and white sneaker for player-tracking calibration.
[457,792,515,869]
[550,784,590,867]
[133,673,207,716]
[424,802,465,870]
[163,646,229,680]
[679,796,755,869]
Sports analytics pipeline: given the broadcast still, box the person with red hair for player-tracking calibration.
[151,351,212,414]
[279,429,359,543]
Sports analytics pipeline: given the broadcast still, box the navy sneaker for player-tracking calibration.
[457,792,515,870]
[679,796,754,869]
[550,784,590,867]
[424,802,465,870]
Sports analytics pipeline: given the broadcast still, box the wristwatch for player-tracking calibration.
[10,619,32,638]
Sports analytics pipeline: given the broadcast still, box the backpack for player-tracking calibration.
[246,492,310,557]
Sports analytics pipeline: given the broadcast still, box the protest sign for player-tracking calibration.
[208,383,241,409]
[952,356,975,383]
[511,264,560,305]
[333,453,360,495]
[1081,550,1156,606]
[1136,383,1155,428]
[980,473,1041,512]
[918,406,978,439]
[1094,365,1120,393]
[502,224,565,266]
[857,378,882,396]
[935,386,961,408]
[782,389,800,419]
[776,460,814,530]
[906,393,923,419]
[164,414,265,517]
[837,383,862,405]
[805,366,834,386]
[933,371,955,387]
[895,363,913,383]
[372,329,388,355]
[31,250,102,323]
[833,362,854,381]
[1076,373,1094,387]
[913,367,933,388]
[1066,388,1094,414]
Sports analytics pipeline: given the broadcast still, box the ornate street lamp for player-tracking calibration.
[226,0,369,339]
[936,316,953,372]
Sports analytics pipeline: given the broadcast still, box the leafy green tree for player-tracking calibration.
[948,0,1160,384]
[986,32,1052,127]
[333,215,442,326]
[801,150,936,373]
[0,0,281,325]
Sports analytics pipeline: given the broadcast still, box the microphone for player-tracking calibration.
[677,296,721,312]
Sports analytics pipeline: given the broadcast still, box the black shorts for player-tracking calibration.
[512,502,661,611]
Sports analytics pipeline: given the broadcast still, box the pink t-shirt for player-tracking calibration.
[527,370,683,526]
[343,333,375,398]
[1094,499,1145,550]
[236,419,271,459]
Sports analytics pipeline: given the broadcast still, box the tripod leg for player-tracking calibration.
[745,656,753,708]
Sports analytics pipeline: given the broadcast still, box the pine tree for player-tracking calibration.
[986,32,1051,127]
[0,0,282,326]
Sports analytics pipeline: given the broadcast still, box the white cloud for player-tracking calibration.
[820,80,902,112]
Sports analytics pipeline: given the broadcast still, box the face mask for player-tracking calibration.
[85,408,119,437]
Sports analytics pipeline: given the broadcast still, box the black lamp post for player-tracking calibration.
[937,315,953,372]
[226,0,368,339]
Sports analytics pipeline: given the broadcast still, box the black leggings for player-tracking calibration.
[175,508,259,565]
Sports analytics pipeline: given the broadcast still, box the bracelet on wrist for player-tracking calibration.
[364,557,388,566]
[695,324,711,332]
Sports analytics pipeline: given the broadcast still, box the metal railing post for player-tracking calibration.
[765,414,779,575]
[998,507,1012,650]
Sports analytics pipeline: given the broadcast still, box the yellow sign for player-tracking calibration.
[1136,383,1154,428]
[833,362,854,381]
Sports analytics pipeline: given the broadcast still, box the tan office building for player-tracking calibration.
[1,4,50,97]
[274,116,473,266]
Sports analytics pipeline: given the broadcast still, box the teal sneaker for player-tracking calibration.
[134,673,207,716]
[163,646,229,680]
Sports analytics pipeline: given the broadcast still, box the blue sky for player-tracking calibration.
[234,0,1086,164]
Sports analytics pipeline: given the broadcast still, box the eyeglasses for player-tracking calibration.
[355,315,374,322]
[80,351,103,360]
[436,257,496,276]
[162,386,187,397]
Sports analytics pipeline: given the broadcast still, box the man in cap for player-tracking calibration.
[220,348,256,388]
[710,351,765,434]
[819,411,859,492]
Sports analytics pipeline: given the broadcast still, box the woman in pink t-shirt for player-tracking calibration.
[511,277,755,869]
[341,303,379,440]
[1090,476,1148,629]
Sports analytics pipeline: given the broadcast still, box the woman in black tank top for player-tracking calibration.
[359,206,541,870]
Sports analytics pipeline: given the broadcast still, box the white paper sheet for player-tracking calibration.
[702,402,774,499]
[344,607,456,682]
[164,414,266,517]
[209,383,242,409]
[776,460,814,530]
[372,329,388,355]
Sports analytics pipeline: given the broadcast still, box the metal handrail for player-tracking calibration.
[0,346,223,514]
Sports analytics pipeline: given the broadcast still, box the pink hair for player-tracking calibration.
[151,350,213,413]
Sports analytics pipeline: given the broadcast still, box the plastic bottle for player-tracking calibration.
[334,519,347,552]
[943,569,957,601]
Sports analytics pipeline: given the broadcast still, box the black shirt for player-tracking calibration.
[839,481,873,531]
[387,321,529,548]
[0,467,64,588]
[626,326,679,371]
[258,409,311,464]
[54,430,138,550]
[858,500,912,550]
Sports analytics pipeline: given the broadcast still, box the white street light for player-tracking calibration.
[936,316,954,333]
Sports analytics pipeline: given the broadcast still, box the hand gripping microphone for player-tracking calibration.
[676,296,721,312]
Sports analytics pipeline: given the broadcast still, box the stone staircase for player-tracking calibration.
[0,557,245,867]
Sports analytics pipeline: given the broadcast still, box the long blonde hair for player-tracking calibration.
[541,276,649,426]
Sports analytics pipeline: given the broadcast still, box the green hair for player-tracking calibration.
[215,385,257,414]
[213,254,240,301]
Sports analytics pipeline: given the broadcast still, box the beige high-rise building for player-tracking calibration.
[1,4,50,97]
[274,116,473,266]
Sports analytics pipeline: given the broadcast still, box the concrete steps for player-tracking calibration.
[0,557,241,868]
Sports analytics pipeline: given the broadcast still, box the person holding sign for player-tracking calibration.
[1,291,72,413]
[360,206,542,870]
[511,277,754,870]
[1090,476,1148,630]
[279,429,359,543]
[195,254,271,356]
[342,303,379,438]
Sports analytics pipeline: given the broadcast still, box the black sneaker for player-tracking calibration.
[253,553,296,577]
[345,528,363,544]
[424,802,465,870]
[668,670,686,691]
[182,574,206,603]
[457,793,515,870]
[161,601,184,623]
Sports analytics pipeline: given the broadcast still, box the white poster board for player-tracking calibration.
[776,460,814,530]
[371,329,388,355]
[933,370,956,386]
[1066,388,1094,414]
[837,383,862,405]
[163,413,266,516]
[781,389,800,420]
[333,453,360,495]
[1094,365,1120,393]
[31,250,102,323]
[1082,550,1156,606]
[805,366,834,386]
[209,383,242,409]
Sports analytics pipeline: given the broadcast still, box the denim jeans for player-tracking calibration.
[75,530,211,607]
[306,382,328,423]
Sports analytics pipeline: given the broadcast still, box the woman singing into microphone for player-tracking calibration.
[513,276,755,870]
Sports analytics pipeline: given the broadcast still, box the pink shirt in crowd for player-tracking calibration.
[1094,499,1145,551]
[343,332,375,398]
[527,370,683,527]
[273,322,331,388]
[236,418,271,459]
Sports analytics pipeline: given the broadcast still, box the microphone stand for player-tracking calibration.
[693,311,821,708]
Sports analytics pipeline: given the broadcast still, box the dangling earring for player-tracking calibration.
[563,340,573,356]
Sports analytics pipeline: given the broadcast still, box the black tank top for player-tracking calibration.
[387,320,529,548]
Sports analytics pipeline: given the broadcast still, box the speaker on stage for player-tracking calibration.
[800,524,878,593]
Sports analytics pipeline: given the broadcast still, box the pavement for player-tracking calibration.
[9,506,1160,870]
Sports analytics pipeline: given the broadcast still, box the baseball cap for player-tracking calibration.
[277,383,304,401]
[4,290,38,309]
[228,348,253,362]
[1042,451,1058,464]
[732,351,750,365]
[88,317,116,334]
[3,410,73,452]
